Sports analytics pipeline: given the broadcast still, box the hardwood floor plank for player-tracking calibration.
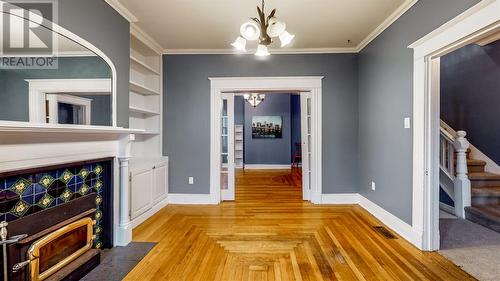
[124,169,475,281]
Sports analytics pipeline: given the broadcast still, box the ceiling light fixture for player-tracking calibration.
[231,0,295,56]
[243,93,266,107]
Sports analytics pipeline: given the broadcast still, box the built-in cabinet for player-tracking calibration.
[128,24,168,228]
[130,157,169,227]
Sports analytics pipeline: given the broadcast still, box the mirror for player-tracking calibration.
[0,5,114,126]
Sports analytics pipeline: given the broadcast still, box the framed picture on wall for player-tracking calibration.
[252,116,283,139]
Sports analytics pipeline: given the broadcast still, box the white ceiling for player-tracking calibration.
[116,0,411,53]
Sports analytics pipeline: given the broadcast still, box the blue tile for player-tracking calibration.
[34,184,45,194]
[0,179,5,191]
[21,185,34,197]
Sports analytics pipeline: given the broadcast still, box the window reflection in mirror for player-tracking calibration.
[0,10,113,126]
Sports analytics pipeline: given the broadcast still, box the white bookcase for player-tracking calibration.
[129,24,163,157]
[128,24,168,228]
[235,124,244,168]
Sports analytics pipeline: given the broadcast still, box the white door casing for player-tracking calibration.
[209,77,323,204]
[409,0,500,251]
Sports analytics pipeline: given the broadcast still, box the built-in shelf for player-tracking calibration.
[235,124,244,169]
[130,55,160,75]
[129,81,160,96]
[129,106,160,116]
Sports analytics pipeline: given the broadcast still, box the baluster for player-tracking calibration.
[453,131,471,218]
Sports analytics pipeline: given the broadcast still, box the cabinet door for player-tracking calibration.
[130,169,153,219]
[152,164,168,205]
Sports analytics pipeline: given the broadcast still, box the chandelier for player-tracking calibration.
[231,0,295,56]
[244,93,266,107]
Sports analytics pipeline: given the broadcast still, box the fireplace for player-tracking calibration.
[0,159,113,281]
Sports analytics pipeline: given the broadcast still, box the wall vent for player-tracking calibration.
[373,226,397,239]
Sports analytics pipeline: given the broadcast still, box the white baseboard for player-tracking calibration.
[320,193,422,249]
[131,197,169,229]
[244,164,291,170]
[168,193,217,204]
[321,193,359,204]
[357,195,422,248]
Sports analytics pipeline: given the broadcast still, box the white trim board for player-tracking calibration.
[244,164,292,170]
[105,0,138,22]
[210,77,323,205]
[409,0,500,251]
[168,194,218,205]
[321,193,421,247]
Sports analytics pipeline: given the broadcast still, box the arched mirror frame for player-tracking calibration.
[0,1,118,127]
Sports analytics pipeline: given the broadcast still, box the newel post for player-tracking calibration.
[116,134,135,246]
[453,131,471,218]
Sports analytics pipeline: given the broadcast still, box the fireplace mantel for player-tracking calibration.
[0,121,139,247]
[0,121,143,135]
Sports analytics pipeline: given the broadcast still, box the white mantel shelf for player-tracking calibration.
[0,121,144,135]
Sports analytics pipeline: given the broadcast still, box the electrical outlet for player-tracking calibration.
[371,181,376,191]
[188,177,194,185]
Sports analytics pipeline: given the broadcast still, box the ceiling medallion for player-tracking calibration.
[231,0,295,56]
[244,93,266,107]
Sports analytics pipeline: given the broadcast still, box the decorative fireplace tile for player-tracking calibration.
[9,178,31,195]
[37,194,55,209]
[10,200,30,217]
[59,169,74,184]
[0,159,112,249]
[39,174,55,189]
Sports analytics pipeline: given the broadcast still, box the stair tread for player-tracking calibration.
[467,159,487,166]
[467,205,500,219]
[472,186,500,197]
[469,172,500,180]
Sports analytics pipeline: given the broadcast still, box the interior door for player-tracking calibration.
[301,92,312,200]
[221,94,235,200]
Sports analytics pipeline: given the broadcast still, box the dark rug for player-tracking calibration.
[81,242,156,281]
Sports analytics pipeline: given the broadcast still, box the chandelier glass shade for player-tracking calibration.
[244,93,266,107]
[231,0,295,56]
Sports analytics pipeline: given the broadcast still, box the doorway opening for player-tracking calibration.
[409,0,499,252]
[209,77,323,204]
[220,92,310,202]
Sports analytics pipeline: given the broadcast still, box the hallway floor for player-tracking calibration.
[440,214,500,281]
[126,170,474,280]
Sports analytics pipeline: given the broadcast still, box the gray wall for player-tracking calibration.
[441,40,500,164]
[0,57,111,124]
[59,0,129,127]
[357,0,480,224]
[164,54,359,194]
[244,93,291,165]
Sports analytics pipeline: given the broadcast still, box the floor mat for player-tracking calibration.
[81,242,156,281]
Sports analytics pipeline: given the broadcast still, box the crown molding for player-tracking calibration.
[130,24,163,54]
[108,0,419,54]
[105,0,138,22]
[355,0,418,52]
[163,47,358,55]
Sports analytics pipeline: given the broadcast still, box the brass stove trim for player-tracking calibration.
[27,217,95,281]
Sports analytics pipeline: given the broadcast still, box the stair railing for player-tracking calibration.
[439,124,471,218]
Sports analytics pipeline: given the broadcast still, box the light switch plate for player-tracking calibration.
[188,177,194,185]
[371,181,376,191]
[404,117,411,129]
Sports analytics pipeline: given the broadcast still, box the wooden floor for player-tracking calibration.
[126,169,474,281]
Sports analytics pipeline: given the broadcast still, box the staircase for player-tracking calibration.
[439,121,500,233]
[466,157,500,232]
